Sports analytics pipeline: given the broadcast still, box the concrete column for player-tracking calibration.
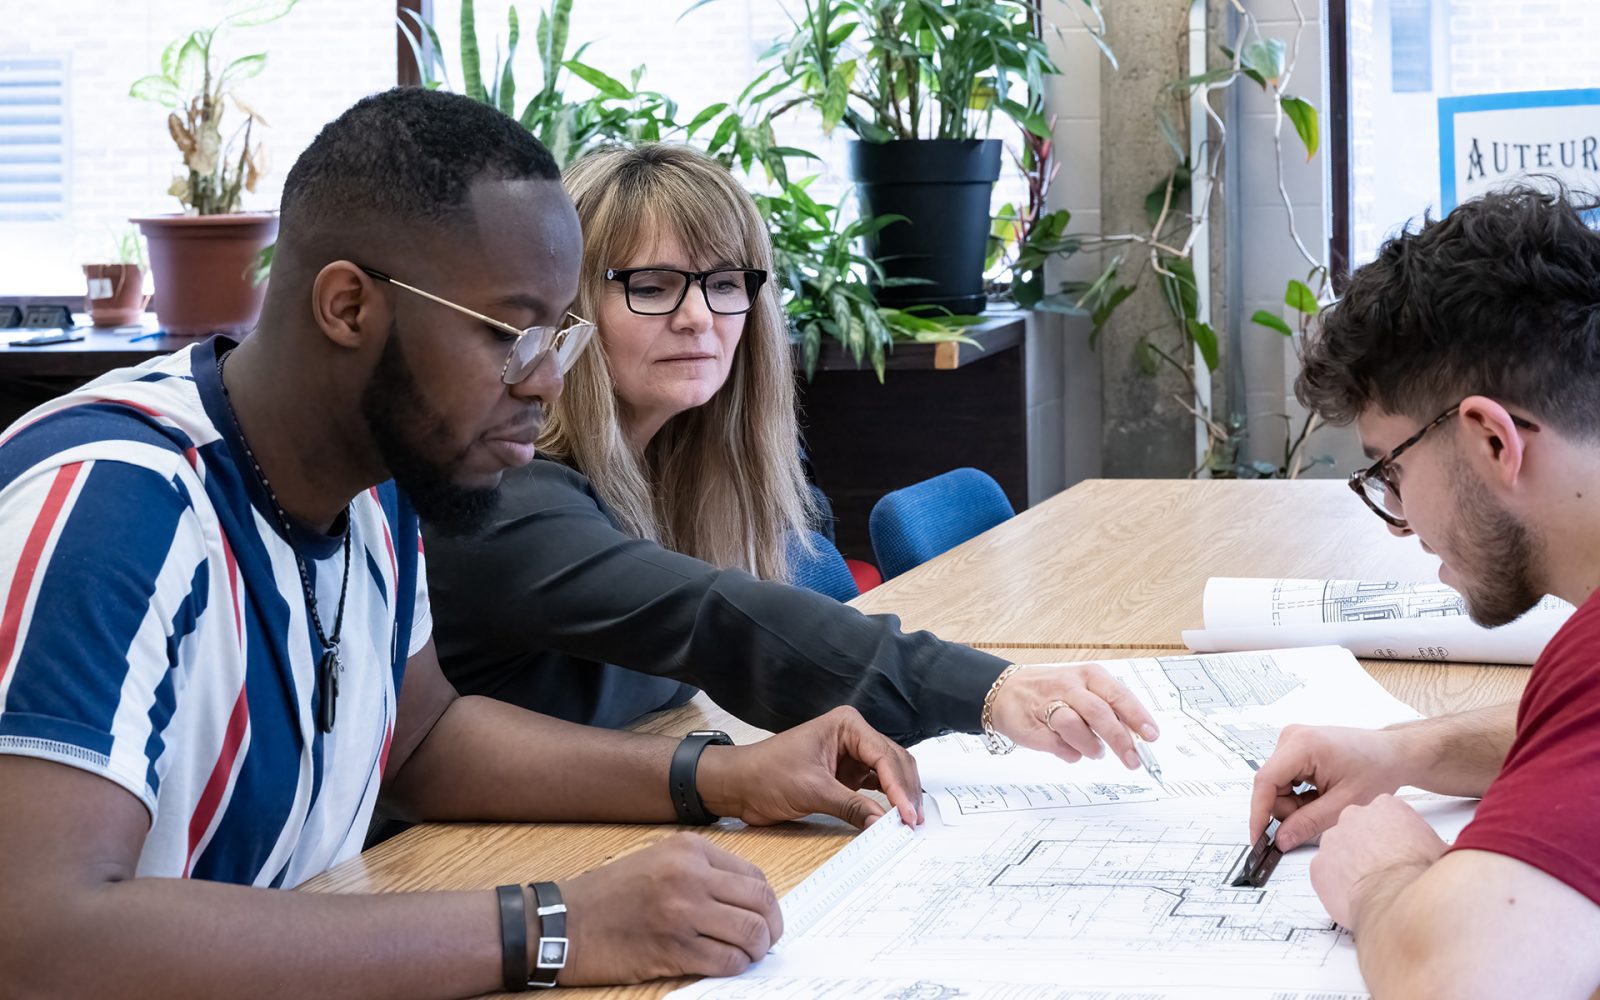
[1098,0,1202,476]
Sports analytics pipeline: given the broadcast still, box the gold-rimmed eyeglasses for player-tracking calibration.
[359,265,597,384]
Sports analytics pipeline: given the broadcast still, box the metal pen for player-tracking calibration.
[1132,734,1165,787]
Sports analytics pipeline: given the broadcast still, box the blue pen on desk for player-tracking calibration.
[127,331,167,343]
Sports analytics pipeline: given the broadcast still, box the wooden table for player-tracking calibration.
[299,480,1530,998]
[850,478,1445,648]
[299,655,1527,1000]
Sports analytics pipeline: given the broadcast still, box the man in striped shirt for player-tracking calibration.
[0,88,921,996]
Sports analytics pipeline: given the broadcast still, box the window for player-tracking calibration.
[0,0,395,296]
[0,54,68,224]
[1338,0,1600,268]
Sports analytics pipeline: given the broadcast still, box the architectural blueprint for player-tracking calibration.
[666,796,1479,999]
[911,646,1420,823]
[1184,578,1573,664]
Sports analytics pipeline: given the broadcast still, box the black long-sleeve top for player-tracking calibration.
[424,459,1008,745]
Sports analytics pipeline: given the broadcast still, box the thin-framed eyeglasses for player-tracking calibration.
[1349,401,1541,528]
[358,265,597,384]
[605,266,769,316]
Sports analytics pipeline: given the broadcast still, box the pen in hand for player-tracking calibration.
[1132,733,1165,788]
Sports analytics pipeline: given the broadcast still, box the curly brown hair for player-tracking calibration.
[1296,184,1600,433]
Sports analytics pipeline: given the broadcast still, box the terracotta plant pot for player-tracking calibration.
[131,213,279,337]
[82,263,149,327]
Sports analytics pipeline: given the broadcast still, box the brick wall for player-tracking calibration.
[1,0,395,294]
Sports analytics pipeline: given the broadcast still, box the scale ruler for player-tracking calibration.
[777,811,917,941]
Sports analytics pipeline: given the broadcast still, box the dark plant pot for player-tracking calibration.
[131,213,279,337]
[82,263,148,327]
[849,139,1002,316]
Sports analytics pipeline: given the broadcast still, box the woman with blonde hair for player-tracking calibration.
[424,143,1158,770]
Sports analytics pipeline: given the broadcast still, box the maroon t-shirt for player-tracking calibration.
[1449,587,1600,903]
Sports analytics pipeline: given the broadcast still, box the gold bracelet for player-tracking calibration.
[980,663,1024,755]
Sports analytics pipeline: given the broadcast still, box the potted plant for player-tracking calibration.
[766,0,1069,314]
[128,1,295,336]
[82,228,150,328]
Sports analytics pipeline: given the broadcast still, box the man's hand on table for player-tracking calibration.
[697,705,924,829]
[1249,723,1418,851]
[988,662,1161,768]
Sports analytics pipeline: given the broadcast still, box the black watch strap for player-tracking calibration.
[496,884,529,992]
[670,729,734,825]
[527,881,568,989]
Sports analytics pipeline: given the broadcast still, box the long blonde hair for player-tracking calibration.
[540,143,816,580]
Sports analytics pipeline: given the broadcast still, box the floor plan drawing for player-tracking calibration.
[912,647,1422,823]
[667,797,1479,999]
[1187,578,1572,664]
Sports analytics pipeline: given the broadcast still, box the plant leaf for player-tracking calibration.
[460,0,488,102]
[1241,37,1286,87]
[562,60,632,100]
[683,102,728,137]
[1187,318,1219,371]
[1280,95,1319,160]
[224,0,298,28]
[1251,309,1295,336]
[129,75,180,106]
[1285,278,1319,316]
[219,53,267,86]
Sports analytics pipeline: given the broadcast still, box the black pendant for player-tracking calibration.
[316,648,341,733]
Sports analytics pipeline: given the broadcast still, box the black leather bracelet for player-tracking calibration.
[528,881,568,989]
[496,883,529,993]
[669,730,734,825]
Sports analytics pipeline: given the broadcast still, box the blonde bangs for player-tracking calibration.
[539,143,815,580]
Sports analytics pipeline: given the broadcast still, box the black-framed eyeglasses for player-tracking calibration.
[605,266,769,316]
[358,265,597,384]
[1349,401,1541,528]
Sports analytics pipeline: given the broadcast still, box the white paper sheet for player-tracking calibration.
[911,646,1420,823]
[1184,578,1572,664]
[668,795,1478,1000]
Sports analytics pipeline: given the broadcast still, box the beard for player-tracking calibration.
[360,332,501,538]
[1444,466,1545,628]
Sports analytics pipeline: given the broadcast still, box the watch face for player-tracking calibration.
[537,938,569,969]
[687,729,733,744]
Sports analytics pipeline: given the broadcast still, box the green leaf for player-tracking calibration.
[562,60,631,100]
[707,112,739,154]
[224,0,298,28]
[498,6,520,117]
[460,0,488,102]
[1241,37,1286,87]
[159,38,184,80]
[1135,338,1160,376]
[1220,44,1266,88]
[820,58,857,134]
[129,74,180,106]
[683,102,729,137]
[1155,108,1185,160]
[219,53,267,86]
[1280,95,1319,160]
[1251,309,1295,336]
[1187,318,1219,372]
[1285,278,1319,316]
[1091,284,1135,331]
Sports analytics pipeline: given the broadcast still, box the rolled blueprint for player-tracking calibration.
[1182,578,1574,665]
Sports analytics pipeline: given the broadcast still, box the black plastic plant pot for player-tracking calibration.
[849,138,1002,316]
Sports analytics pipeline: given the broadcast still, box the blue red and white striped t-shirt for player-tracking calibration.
[0,336,431,887]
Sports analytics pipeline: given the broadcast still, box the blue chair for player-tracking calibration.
[785,529,860,601]
[869,468,1015,580]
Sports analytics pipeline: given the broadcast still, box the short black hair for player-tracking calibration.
[279,87,559,239]
[1297,184,1600,436]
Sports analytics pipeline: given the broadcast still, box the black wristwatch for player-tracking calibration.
[670,729,733,825]
[527,881,567,989]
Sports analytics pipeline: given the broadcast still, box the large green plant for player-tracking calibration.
[738,0,1090,143]
[130,0,298,215]
[400,0,681,167]
[404,0,976,379]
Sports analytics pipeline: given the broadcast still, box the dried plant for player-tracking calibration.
[130,1,297,215]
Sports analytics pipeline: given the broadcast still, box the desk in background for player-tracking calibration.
[0,317,190,426]
[850,478,1444,648]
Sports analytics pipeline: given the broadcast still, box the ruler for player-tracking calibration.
[777,811,917,942]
